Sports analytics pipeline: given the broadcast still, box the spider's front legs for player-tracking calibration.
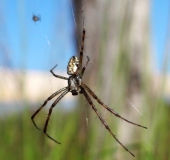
[50,64,68,80]
[81,56,90,77]
[79,28,86,71]
[80,87,135,157]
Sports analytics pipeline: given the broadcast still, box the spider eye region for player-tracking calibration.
[67,56,79,75]
[68,75,82,96]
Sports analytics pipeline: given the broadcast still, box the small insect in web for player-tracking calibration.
[32,14,41,22]
[31,12,147,159]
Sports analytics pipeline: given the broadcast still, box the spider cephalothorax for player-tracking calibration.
[31,27,147,157]
[68,75,82,96]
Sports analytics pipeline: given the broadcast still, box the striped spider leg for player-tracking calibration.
[31,66,69,143]
[80,83,147,157]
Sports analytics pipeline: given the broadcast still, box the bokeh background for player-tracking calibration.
[0,0,170,160]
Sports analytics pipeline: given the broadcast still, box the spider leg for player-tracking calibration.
[80,86,135,157]
[31,87,68,130]
[43,89,69,144]
[81,56,90,77]
[79,28,86,71]
[50,64,68,80]
[81,82,147,129]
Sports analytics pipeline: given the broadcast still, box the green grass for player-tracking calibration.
[0,97,169,160]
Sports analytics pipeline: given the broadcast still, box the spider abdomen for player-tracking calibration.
[67,56,79,75]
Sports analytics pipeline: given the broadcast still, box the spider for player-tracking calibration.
[31,27,147,157]
[32,14,41,22]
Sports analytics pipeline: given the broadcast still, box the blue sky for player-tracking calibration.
[151,0,170,72]
[0,0,75,71]
[0,0,170,72]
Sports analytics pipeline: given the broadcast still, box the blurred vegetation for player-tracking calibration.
[0,0,170,160]
[0,98,170,160]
